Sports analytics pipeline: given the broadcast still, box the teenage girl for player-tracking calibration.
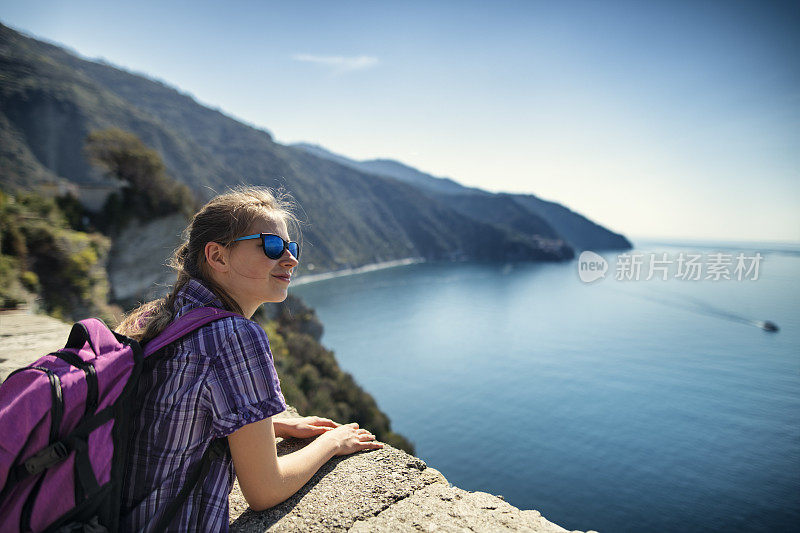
[116,187,383,531]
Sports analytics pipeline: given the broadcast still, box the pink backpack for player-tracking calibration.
[0,307,239,532]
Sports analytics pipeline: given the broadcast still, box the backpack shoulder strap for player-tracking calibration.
[142,307,239,532]
[150,439,229,533]
[143,307,241,358]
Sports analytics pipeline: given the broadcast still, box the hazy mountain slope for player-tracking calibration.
[511,195,629,251]
[0,111,61,188]
[284,147,571,263]
[0,25,238,190]
[0,23,574,275]
[40,48,570,265]
[42,41,577,258]
[292,143,631,251]
[48,47,283,194]
[293,143,468,195]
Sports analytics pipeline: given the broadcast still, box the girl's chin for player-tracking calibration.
[263,290,289,304]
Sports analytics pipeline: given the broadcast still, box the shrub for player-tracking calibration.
[84,129,197,232]
[255,311,415,455]
[0,189,117,321]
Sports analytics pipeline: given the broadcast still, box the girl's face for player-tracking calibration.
[219,216,299,317]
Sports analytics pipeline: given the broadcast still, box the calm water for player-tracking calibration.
[289,240,800,532]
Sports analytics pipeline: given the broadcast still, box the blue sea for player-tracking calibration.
[289,240,800,532]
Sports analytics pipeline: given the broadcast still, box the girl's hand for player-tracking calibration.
[273,416,340,439]
[318,422,384,456]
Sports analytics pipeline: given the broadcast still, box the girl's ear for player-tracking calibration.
[205,242,230,273]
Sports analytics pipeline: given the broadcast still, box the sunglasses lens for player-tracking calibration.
[287,242,300,259]
[263,235,285,259]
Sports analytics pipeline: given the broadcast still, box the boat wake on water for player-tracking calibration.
[611,287,780,332]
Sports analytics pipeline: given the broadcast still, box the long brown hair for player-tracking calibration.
[116,186,299,343]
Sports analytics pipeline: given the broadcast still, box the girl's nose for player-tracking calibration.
[280,250,299,266]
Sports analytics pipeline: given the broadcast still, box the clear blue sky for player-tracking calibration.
[2,0,798,242]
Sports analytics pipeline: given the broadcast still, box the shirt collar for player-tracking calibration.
[173,278,226,317]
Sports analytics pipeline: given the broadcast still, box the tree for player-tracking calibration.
[84,129,196,229]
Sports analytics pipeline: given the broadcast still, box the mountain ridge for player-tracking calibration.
[291,142,631,251]
[1,22,629,288]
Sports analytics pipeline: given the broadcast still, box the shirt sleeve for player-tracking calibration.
[203,318,287,438]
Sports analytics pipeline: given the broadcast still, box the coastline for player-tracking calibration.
[292,257,425,286]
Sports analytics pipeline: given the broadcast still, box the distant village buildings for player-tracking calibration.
[38,180,124,213]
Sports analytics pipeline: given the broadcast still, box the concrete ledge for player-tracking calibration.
[350,484,571,533]
[230,412,447,531]
[0,311,73,382]
[230,409,585,532]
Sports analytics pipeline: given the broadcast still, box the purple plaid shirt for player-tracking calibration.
[120,279,287,532]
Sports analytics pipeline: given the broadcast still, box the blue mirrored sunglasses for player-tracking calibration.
[232,233,300,260]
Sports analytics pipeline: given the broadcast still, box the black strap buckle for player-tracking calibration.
[24,441,69,475]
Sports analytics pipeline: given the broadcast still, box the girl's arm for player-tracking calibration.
[228,416,383,511]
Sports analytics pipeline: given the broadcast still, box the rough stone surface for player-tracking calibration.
[349,483,571,533]
[229,436,447,532]
[0,313,590,532]
[0,311,73,381]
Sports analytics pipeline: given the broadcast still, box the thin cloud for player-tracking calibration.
[292,54,379,71]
